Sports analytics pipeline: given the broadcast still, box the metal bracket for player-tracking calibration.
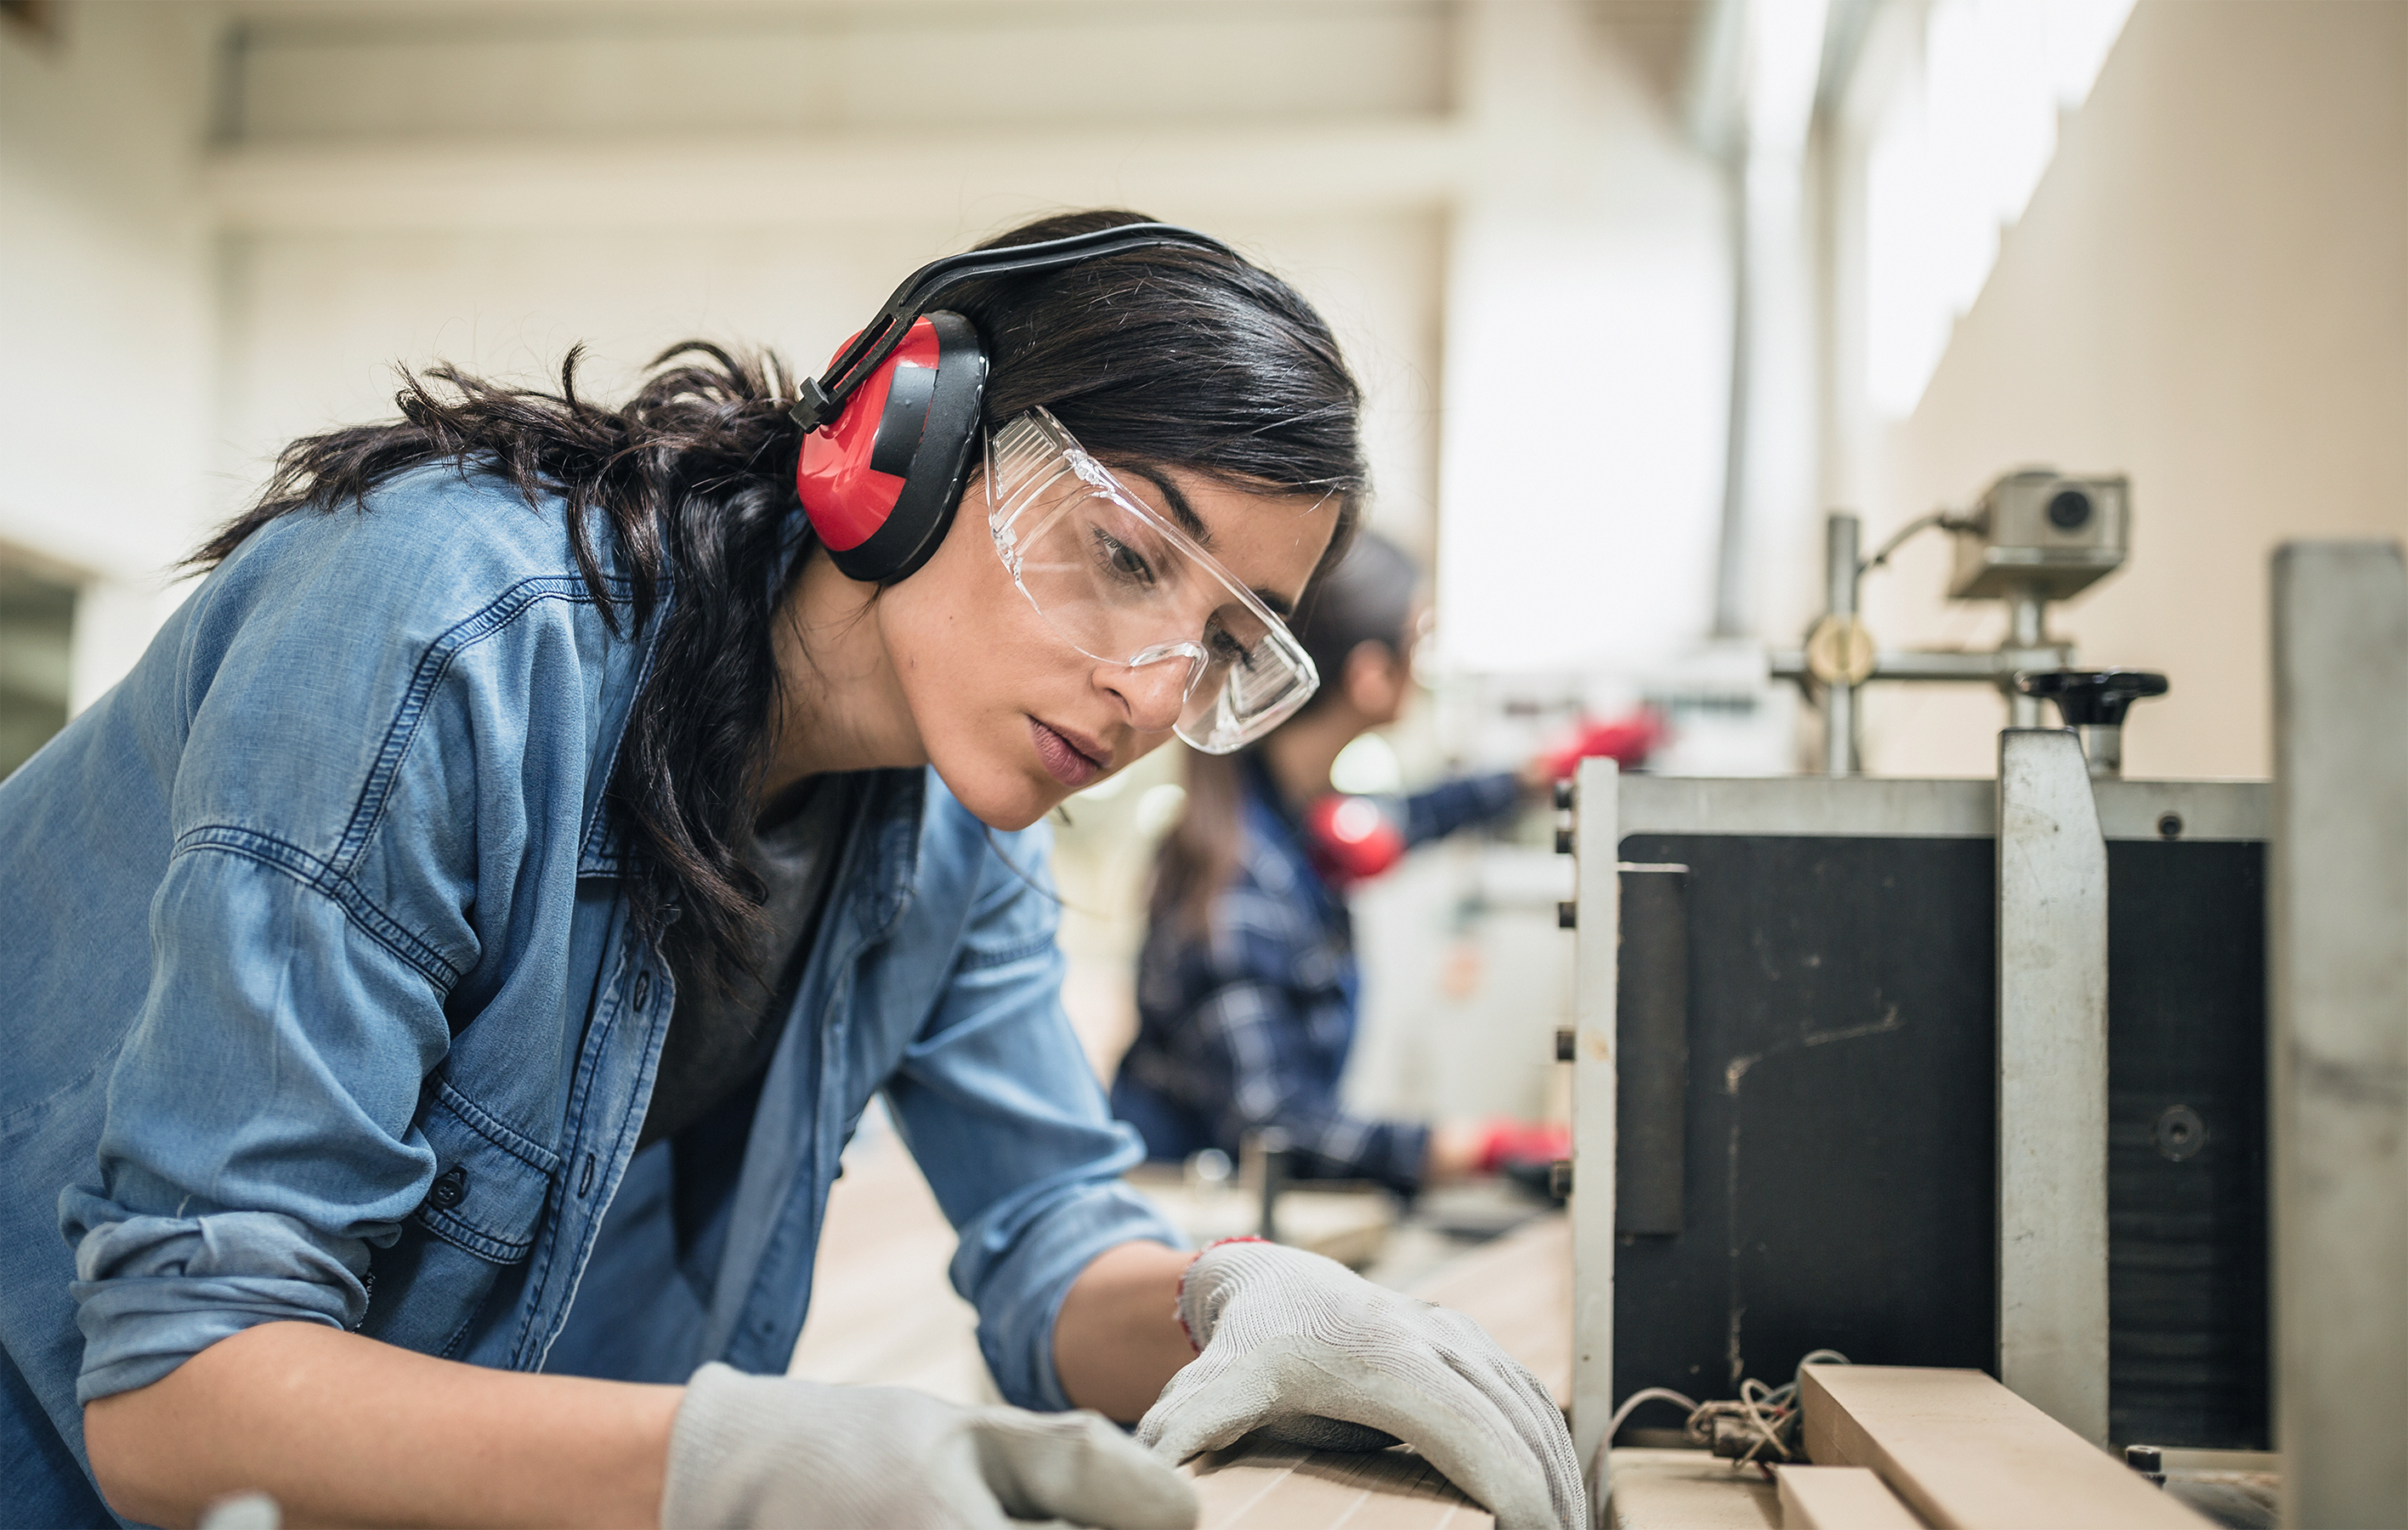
[1995,727,2111,1444]
[2270,541,2408,1527]
[1568,756,1620,1521]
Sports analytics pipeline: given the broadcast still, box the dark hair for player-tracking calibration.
[1288,530,1420,720]
[1150,530,1423,933]
[190,209,1368,994]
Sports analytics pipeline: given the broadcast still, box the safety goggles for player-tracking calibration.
[986,409,1319,754]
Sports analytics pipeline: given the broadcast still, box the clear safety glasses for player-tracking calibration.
[986,409,1319,754]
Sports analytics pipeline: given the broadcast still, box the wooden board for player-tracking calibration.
[1799,1366,2208,1530]
[1602,1449,1778,1530]
[1185,1436,1492,1530]
[1775,1465,1924,1529]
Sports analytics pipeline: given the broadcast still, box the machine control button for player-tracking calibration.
[2157,811,2184,840]
[2048,489,2095,530]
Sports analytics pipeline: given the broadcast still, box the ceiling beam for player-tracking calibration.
[206,118,1469,232]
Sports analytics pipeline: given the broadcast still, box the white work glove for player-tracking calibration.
[1136,1240,1584,1530]
[663,1363,1199,1530]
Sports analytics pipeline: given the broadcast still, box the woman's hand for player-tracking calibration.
[1136,1239,1584,1530]
[665,1363,1196,1529]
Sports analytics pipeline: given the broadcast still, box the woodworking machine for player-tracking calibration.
[1555,509,2408,1527]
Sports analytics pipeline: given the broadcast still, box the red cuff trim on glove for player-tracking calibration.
[1174,1238,1273,1353]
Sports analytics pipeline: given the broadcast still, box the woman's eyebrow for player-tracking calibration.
[1120,466,1215,546]
[1117,464,1295,616]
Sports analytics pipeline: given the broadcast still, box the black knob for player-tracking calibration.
[2048,489,2094,530]
[2125,1444,2166,1488]
[2014,668,2169,727]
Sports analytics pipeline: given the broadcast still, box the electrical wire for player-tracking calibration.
[1662,1349,1853,1469]
[1604,1386,1700,1442]
[1859,511,1972,575]
[1600,1352,1854,1483]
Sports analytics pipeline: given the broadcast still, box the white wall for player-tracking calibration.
[1435,0,1732,676]
[1832,0,2408,780]
[203,2,1457,569]
[0,1,219,706]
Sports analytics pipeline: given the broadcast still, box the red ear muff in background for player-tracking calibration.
[1303,792,1408,890]
[796,310,988,584]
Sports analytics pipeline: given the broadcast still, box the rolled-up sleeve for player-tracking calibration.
[54,517,523,1405]
[882,818,1185,1412]
[59,815,458,1402]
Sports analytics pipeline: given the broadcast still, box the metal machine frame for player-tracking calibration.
[1565,765,2269,1504]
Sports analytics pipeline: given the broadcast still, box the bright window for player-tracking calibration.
[1864,0,2134,418]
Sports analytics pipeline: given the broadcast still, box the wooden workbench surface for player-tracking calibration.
[795,1122,1572,1526]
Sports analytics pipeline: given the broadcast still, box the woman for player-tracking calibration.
[0,213,1579,1529]
[1114,533,1567,1199]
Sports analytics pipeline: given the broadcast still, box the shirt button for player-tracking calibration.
[632,972,652,1012]
[427,1164,467,1210]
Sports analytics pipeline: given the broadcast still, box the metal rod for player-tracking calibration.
[2005,588,2046,728]
[2077,723,2122,779]
[1824,513,1860,777]
[1771,646,2077,684]
[1709,160,1752,641]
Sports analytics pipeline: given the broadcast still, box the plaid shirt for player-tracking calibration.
[1111,756,1522,1196]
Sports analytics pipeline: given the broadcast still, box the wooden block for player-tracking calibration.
[1798,1366,2208,1530]
[1775,1465,1924,1529]
[1603,1448,1778,1530]
[1185,1436,1492,1529]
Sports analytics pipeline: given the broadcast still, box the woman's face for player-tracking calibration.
[879,463,1340,830]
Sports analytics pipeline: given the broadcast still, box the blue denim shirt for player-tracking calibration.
[0,465,1178,1527]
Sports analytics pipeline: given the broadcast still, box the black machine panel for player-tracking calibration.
[1610,832,2268,1450]
[2106,841,2269,1448]
[1609,836,1999,1412]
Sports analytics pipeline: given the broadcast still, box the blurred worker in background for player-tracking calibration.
[0,214,1584,1530]
[1114,533,1642,1199]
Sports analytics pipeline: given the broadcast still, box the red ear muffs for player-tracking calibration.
[790,221,1237,581]
[796,310,989,584]
[1303,793,1408,890]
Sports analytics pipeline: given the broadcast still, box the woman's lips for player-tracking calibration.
[1028,717,1105,788]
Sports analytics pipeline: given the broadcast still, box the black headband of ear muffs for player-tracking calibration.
[789,222,1240,434]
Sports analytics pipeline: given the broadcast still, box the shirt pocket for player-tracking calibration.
[360,1079,561,1359]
